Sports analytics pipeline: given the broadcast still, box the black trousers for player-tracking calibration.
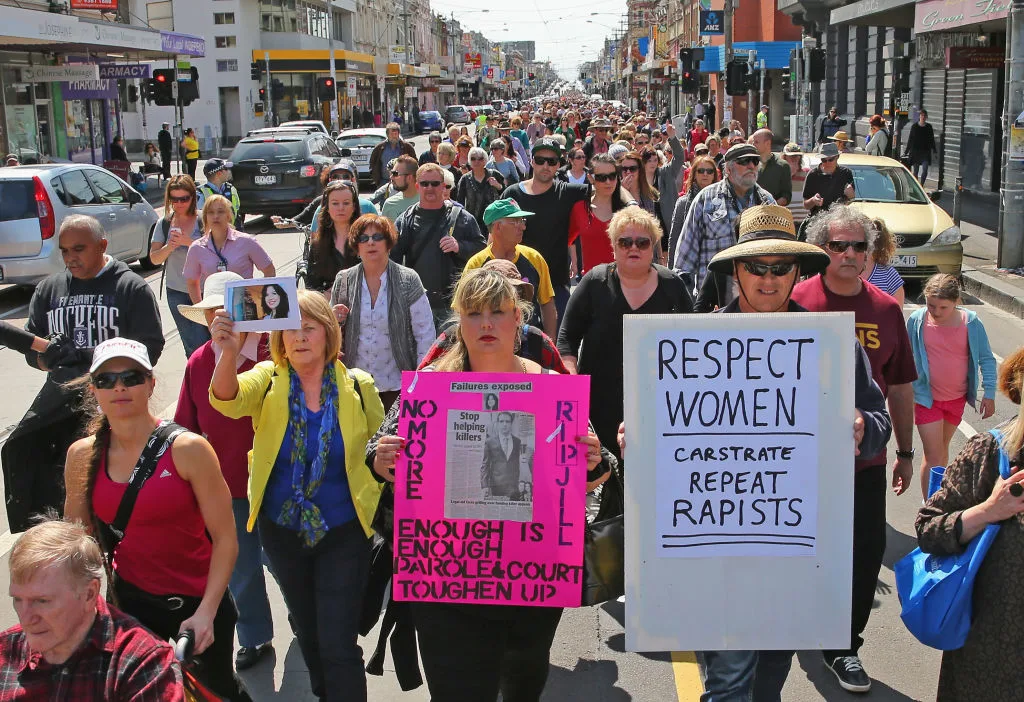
[185,158,198,179]
[259,516,372,702]
[411,602,563,702]
[114,577,247,700]
[160,149,172,178]
[824,464,887,660]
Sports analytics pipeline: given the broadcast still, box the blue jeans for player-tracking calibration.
[165,287,210,359]
[913,158,930,183]
[696,649,794,702]
[229,498,274,649]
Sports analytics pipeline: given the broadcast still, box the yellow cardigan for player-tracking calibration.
[210,360,385,537]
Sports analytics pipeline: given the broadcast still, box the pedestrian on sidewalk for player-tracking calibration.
[819,106,848,145]
[181,128,200,180]
[907,273,997,498]
[865,115,889,157]
[906,109,938,183]
[158,122,173,180]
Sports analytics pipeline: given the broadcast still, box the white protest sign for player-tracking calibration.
[623,312,855,652]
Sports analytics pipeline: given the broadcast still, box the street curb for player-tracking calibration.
[961,266,1024,320]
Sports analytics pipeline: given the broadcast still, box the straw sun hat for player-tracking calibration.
[707,205,830,275]
[177,271,243,326]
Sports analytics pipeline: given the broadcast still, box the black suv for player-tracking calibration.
[230,130,341,216]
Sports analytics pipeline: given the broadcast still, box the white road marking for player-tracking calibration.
[0,304,29,320]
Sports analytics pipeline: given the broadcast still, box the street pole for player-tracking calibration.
[328,13,338,131]
[746,49,756,135]
[450,14,459,108]
[999,0,1024,268]
[264,51,272,126]
[758,58,765,130]
[723,0,733,127]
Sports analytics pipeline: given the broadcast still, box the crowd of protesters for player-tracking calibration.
[0,95,1018,702]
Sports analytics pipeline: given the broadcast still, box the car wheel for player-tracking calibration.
[137,222,160,270]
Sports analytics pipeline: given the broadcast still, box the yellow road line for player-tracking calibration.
[671,650,703,701]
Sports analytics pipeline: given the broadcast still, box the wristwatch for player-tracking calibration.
[896,448,916,460]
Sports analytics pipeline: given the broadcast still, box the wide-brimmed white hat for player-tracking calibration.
[177,271,243,326]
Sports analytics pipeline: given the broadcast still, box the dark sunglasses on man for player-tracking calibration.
[826,240,868,254]
[740,260,797,277]
[533,156,559,167]
[734,156,761,167]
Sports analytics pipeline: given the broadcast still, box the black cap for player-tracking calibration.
[531,137,562,157]
[722,144,759,163]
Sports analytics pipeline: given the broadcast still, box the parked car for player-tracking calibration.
[0,164,158,286]
[335,128,388,184]
[279,120,329,134]
[416,110,443,133]
[790,153,961,278]
[444,105,471,125]
[230,131,341,216]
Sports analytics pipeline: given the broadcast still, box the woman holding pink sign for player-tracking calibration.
[367,268,615,702]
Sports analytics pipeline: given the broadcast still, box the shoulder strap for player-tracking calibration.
[108,422,187,541]
[349,370,365,412]
[157,218,172,299]
[988,428,1012,479]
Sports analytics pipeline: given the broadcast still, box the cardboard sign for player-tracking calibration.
[393,371,590,608]
[623,313,855,652]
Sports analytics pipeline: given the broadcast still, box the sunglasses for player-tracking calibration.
[571,154,586,160]
[417,180,443,188]
[391,170,411,177]
[490,147,504,151]
[91,369,151,390]
[356,232,388,244]
[533,156,560,166]
[593,172,617,182]
[741,260,797,277]
[826,240,869,254]
[695,168,716,175]
[616,236,652,250]
[169,195,192,203]
[635,139,649,145]
[619,165,640,173]
[330,172,354,180]
[734,156,761,167]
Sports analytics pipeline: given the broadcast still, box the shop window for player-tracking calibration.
[217,60,240,72]
[214,12,235,24]
[60,170,100,206]
[215,36,237,48]
[85,169,127,204]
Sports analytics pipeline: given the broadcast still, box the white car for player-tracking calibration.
[280,120,329,134]
[335,128,388,183]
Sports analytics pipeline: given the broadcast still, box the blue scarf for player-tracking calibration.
[279,364,339,547]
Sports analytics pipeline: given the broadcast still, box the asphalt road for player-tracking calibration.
[0,132,1014,700]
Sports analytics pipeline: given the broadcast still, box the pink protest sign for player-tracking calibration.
[393,371,591,608]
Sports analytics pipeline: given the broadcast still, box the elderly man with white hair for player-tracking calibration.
[0,520,184,699]
[454,146,505,231]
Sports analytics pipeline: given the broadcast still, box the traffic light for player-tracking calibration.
[679,48,693,74]
[150,69,175,106]
[178,67,200,107]
[127,84,138,103]
[250,62,261,81]
[258,87,267,102]
[808,48,826,82]
[726,60,748,97]
[317,76,336,101]
[528,72,535,80]
[680,70,698,94]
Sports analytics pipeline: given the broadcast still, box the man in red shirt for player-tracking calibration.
[0,520,184,701]
[792,203,917,695]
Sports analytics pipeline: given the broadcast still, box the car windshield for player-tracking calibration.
[231,140,305,162]
[849,165,928,204]
[337,134,386,148]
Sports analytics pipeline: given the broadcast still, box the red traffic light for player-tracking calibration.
[155,74,168,83]
[324,78,334,87]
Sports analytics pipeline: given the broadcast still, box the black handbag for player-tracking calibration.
[581,464,625,607]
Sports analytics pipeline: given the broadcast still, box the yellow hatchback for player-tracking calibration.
[793,153,962,278]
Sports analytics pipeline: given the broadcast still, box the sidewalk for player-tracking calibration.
[936,192,1024,318]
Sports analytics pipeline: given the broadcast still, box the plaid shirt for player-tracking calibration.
[0,597,184,702]
[672,178,775,289]
[418,324,569,374]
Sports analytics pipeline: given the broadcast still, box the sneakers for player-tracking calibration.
[235,642,273,671]
[825,655,871,693]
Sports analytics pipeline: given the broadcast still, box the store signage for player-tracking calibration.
[915,0,1011,33]
[70,0,115,9]
[390,45,408,62]
[347,77,357,97]
[22,65,99,82]
[946,46,1004,69]
[98,64,151,80]
[161,31,205,57]
[700,10,724,35]
[464,52,482,69]
[61,79,117,100]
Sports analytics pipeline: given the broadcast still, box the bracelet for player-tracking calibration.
[896,448,915,459]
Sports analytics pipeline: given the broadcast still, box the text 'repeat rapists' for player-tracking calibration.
[394,371,591,607]
[656,330,820,557]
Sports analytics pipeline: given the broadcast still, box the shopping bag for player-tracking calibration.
[894,428,1010,650]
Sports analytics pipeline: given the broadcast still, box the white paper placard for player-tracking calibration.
[623,312,856,652]
[223,276,301,332]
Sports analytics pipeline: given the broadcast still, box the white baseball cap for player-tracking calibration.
[89,337,153,374]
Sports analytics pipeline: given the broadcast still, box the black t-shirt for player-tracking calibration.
[502,180,589,287]
[803,165,855,216]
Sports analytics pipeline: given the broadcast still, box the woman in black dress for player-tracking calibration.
[558,207,692,458]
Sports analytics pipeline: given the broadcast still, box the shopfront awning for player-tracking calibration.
[830,0,916,27]
[252,49,374,73]
[387,63,428,78]
[914,0,1010,33]
[0,7,204,57]
[696,42,800,73]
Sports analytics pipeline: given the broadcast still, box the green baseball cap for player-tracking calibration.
[483,198,535,227]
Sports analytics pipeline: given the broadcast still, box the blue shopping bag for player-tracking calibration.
[895,428,1010,651]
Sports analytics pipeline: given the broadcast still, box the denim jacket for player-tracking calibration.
[906,307,997,409]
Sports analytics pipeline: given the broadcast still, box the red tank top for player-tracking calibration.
[93,445,210,598]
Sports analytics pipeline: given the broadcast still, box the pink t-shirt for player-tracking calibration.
[182,228,273,291]
[924,309,969,401]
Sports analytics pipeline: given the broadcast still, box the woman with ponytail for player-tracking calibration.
[63,337,245,699]
[916,345,1024,700]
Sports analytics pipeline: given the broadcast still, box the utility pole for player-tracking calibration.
[401,0,410,127]
[328,7,338,131]
[264,51,272,126]
[450,14,459,108]
[999,0,1024,268]
[723,0,733,127]
[746,49,756,135]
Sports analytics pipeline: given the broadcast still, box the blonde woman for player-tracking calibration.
[860,218,905,306]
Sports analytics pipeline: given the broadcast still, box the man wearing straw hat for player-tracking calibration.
[684,204,893,699]
[829,130,856,154]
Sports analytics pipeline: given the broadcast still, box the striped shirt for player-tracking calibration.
[673,178,775,289]
[866,262,905,296]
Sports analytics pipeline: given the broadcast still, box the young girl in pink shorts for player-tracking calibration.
[906,274,998,498]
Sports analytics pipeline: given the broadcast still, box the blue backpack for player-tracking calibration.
[894,428,1010,650]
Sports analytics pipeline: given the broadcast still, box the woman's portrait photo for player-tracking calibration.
[262,283,290,320]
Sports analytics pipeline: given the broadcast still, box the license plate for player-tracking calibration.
[891,255,917,268]
[352,154,368,163]
[254,175,277,185]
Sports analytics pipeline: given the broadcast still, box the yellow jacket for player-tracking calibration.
[210,360,385,537]
[183,136,200,159]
